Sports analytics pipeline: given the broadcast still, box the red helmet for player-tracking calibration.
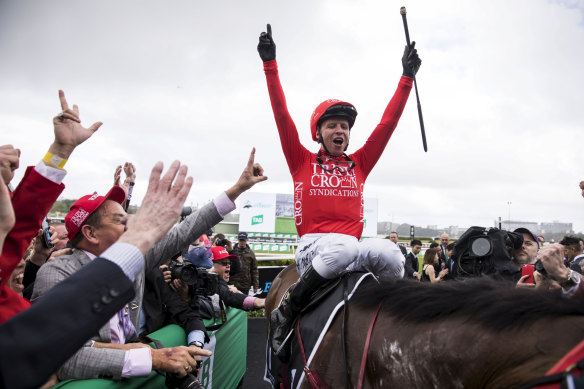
[310,99,358,142]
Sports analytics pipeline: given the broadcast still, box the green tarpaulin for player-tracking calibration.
[52,307,247,389]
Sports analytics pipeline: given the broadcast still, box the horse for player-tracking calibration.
[265,264,584,388]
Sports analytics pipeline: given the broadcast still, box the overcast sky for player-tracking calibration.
[1,0,583,232]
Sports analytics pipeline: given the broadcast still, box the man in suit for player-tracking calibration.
[404,239,422,280]
[389,232,407,257]
[435,233,450,272]
[0,160,207,389]
[32,149,267,381]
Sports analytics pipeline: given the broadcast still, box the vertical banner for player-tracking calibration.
[238,192,276,233]
[362,197,378,237]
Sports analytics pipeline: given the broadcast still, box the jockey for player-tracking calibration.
[257,24,421,358]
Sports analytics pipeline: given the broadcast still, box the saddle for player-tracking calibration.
[265,271,376,389]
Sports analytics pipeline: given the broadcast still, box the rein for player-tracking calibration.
[357,301,383,389]
[517,339,584,389]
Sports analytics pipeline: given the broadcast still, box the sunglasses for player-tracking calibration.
[216,261,231,267]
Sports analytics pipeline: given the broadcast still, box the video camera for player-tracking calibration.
[168,259,219,296]
[450,226,523,279]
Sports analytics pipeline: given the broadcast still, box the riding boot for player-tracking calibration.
[270,265,328,361]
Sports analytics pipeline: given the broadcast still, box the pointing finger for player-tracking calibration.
[267,24,272,36]
[58,90,69,111]
[246,147,256,169]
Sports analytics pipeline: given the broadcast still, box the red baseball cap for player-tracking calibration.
[210,246,237,262]
[65,186,126,241]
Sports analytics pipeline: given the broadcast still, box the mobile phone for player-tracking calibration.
[41,217,54,249]
[521,264,535,284]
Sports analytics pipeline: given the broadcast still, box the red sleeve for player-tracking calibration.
[351,76,413,178]
[0,166,64,323]
[263,60,311,175]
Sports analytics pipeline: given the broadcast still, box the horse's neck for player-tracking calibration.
[365,315,584,389]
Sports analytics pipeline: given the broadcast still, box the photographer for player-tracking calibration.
[213,233,242,277]
[209,246,264,312]
[142,256,209,351]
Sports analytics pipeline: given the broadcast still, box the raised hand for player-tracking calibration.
[119,161,193,255]
[113,165,122,186]
[402,41,422,78]
[257,23,276,62]
[226,147,268,202]
[123,162,136,183]
[0,145,20,185]
[48,90,102,160]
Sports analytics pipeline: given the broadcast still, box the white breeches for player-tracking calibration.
[295,233,405,280]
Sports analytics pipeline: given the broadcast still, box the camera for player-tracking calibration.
[534,259,547,276]
[168,259,219,296]
[451,226,523,279]
[214,238,227,247]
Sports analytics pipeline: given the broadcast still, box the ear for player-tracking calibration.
[80,224,99,245]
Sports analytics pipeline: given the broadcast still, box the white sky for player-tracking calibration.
[1,0,583,232]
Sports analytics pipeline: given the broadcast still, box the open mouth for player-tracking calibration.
[333,138,344,145]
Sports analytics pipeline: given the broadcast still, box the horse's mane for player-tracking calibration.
[353,277,584,331]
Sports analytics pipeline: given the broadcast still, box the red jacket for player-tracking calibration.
[0,166,64,323]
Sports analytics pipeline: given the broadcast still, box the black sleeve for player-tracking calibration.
[217,280,247,310]
[156,273,208,340]
[0,258,135,389]
[22,260,40,289]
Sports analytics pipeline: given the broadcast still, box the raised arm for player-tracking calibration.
[258,24,309,173]
[352,44,420,177]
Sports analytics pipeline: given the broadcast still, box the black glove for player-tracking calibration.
[257,23,276,62]
[402,41,422,78]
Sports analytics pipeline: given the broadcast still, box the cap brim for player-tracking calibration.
[105,186,127,205]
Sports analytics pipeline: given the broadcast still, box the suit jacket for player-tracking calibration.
[32,200,223,380]
[404,252,419,279]
[0,258,134,389]
[0,166,64,324]
[398,244,407,257]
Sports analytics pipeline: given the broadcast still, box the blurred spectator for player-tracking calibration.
[389,232,407,257]
[113,162,136,211]
[436,233,449,272]
[229,232,260,294]
[445,243,455,273]
[404,239,422,280]
[421,248,448,283]
[512,228,540,267]
[560,236,581,268]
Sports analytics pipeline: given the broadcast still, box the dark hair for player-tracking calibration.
[446,243,455,251]
[213,233,225,242]
[429,242,439,249]
[410,239,422,247]
[70,209,102,248]
[560,236,580,248]
[423,248,439,265]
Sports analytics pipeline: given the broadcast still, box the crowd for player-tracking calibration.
[0,90,267,389]
[397,230,584,291]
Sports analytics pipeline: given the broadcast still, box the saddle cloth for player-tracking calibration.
[264,271,376,389]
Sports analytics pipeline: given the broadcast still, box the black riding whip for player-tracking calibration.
[400,6,428,152]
